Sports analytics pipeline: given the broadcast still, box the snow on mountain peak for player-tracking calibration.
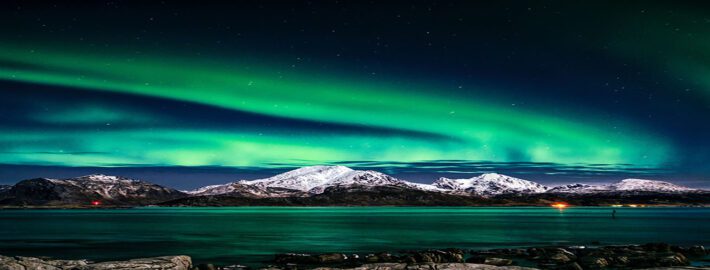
[73,174,139,183]
[433,173,548,196]
[613,178,694,192]
[546,183,609,193]
[478,173,504,179]
[307,169,405,193]
[275,165,353,177]
[189,165,413,196]
[247,165,356,192]
[79,174,120,181]
[187,167,700,198]
[547,178,695,193]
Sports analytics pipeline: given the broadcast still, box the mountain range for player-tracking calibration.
[0,166,706,207]
[185,166,699,197]
[188,166,437,197]
[0,174,185,206]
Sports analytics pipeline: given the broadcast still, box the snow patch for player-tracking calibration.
[189,165,440,196]
[432,173,548,196]
[547,178,695,193]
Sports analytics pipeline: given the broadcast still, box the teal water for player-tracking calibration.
[0,207,708,265]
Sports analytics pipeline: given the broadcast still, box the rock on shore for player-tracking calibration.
[468,243,707,269]
[0,255,88,270]
[270,244,709,270]
[0,255,191,270]
[300,263,536,270]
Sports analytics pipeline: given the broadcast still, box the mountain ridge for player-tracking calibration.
[187,166,700,197]
[432,173,549,196]
[546,178,695,193]
[189,165,420,197]
[0,174,186,206]
[0,166,706,207]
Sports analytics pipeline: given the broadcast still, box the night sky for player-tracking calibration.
[1,1,708,189]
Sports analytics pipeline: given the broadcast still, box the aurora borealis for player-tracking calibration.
[1,1,708,188]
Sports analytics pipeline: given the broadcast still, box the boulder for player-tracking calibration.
[671,245,706,258]
[546,250,576,264]
[0,255,88,270]
[526,248,544,259]
[609,255,629,266]
[403,249,464,263]
[79,255,192,270]
[657,252,689,267]
[686,246,706,257]
[0,255,191,270]
[465,257,512,266]
[625,251,690,268]
[578,256,610,269]
[274,254,320,264]
[525,248,576,266]
[365,253,398,263]
[471,249,527,258]
[317,254,348,264]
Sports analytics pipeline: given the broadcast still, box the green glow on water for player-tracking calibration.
[0,207,708,265]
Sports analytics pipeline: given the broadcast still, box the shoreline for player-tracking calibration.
[1,204,709,209]
[1,243,708,270]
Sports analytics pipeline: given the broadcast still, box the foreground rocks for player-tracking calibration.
[270,243,709,270]
[467,243,707,269]
[1,243,708,270]
[84,256,192,270]
[0,255,191,270]
[274,249,468,266]
[0,255,88,270]
[295,263,536,270]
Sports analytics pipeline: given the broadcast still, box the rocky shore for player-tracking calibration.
[0,255,192,270]
[1,243,708,270]
[265,243,709,270]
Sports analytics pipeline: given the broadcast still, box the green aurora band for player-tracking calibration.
[0,45,670,168]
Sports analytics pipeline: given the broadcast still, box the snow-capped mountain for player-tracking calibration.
[612,178,695,192]
[248,165,405,193]
[189,165,413,196]
[187,181,309,198]
[0,174,186,205]
[192,167,701,199]
[57,174,182,199]
[546,183,611,193]
[432,173,549,196]
[0,168,705,207]
[547,178,695,193]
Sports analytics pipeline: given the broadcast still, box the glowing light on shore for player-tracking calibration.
[551,202,569,209]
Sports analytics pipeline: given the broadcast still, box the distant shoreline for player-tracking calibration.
[3,169,708,208]
[1,204,708,209]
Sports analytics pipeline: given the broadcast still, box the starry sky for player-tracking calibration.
[0,1,708,189]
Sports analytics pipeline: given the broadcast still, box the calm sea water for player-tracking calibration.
[0,207,708,265]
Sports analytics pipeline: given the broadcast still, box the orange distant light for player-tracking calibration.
[551,202,568,209]
[91,201,101,206]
